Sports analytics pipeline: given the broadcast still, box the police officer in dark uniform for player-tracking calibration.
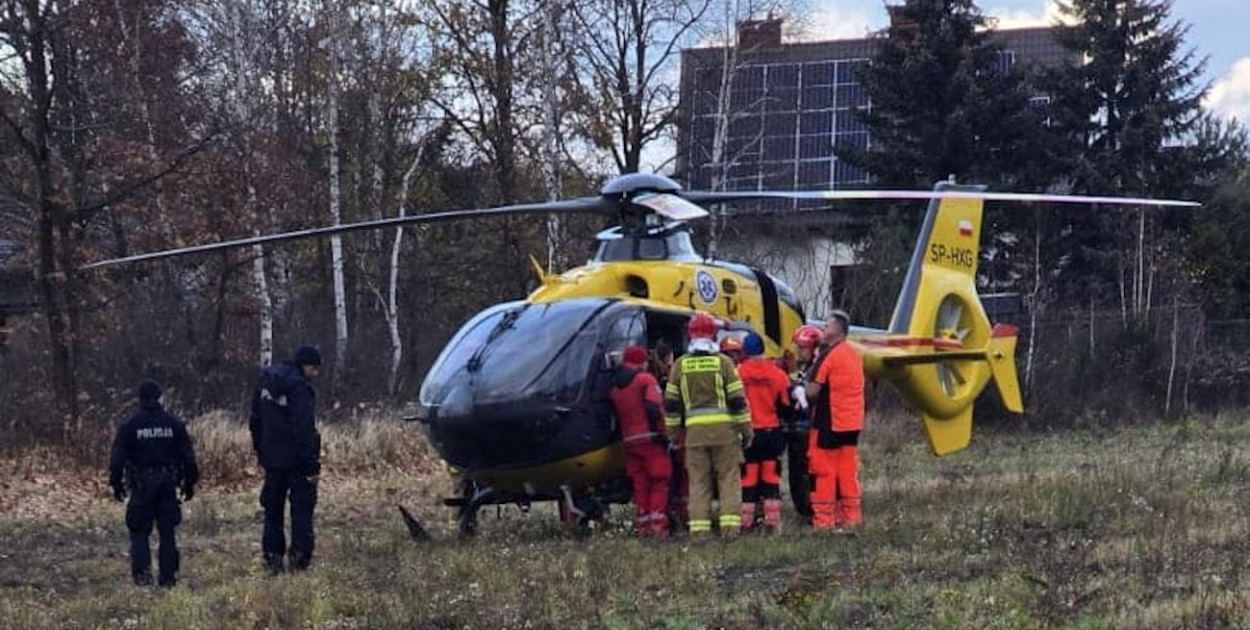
[250,345,322,574]
[109,380,198,587]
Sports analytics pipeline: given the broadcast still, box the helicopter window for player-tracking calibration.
[665,232,699,261]
[421,301,523,392]
[420,300,613,407]
[637,238,666,260]
[605,311,646,359]
[595,238,632,262]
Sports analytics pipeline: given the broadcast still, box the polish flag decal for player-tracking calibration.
[958,220,974,237]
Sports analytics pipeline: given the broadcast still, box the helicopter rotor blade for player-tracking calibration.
[79,196,616,271]
[680,189,1201,208]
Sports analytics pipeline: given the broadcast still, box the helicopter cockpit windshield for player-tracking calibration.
[592,224,701,263]
[419,298,637,412]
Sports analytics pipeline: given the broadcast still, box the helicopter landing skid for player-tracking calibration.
[439,481,618,539]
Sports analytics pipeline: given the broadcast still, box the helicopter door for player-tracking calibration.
[644,310,689,355]
[595,310,647,433]
[603,310,646,367]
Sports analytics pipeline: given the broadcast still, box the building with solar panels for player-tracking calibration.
[677,15,1067,315]
[675,16,1072,198]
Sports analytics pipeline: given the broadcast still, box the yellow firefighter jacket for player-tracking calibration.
[664,350,752,448]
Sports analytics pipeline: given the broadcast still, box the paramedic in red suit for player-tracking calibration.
[609,345,673,538]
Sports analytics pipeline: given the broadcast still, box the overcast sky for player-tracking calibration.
[797,0,1250,124]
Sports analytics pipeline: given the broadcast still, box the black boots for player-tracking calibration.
[264,553,285,575]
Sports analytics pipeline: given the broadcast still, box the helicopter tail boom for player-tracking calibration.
[863,185,1023,455]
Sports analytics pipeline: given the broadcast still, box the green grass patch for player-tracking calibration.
[5,417,1250,629]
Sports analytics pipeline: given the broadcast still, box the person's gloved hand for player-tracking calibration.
[739,427,754,450]
[791,385,809,411]
[111,482,126,503]
[180,483,195,502]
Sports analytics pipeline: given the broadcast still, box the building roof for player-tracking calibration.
[683,25,1072,69]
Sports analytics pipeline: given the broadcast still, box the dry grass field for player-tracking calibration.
[3,410,1250,629]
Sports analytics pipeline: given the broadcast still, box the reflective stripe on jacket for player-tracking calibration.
[664,351,750,448]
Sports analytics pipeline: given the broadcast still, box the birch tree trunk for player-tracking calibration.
[705,0,741,260]
[386,136,432,396]
[1165,297,1178,417]
[540,0,562,272]
[1024,208,1041,393]
[326,0,350,396]
[227,2,274,367]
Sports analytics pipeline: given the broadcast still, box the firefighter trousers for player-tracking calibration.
[685,442,743,534]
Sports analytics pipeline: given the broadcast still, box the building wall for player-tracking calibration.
[718,233,857,318]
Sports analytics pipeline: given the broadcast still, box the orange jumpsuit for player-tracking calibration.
[737,357,791,531]
[808,341,864,529]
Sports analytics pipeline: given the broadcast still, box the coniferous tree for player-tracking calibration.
[836,0,1052,189]
[1041,0,1218,308]
[1045,0,1205,197]
[834,0,1054,327]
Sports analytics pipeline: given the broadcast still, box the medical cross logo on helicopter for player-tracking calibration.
[81,172,1198,537]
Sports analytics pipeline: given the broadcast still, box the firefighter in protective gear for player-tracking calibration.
[109,380,199,587]
[664,312,752,537]
[786,324,825,521]
[719,336,744,365]
[736,333,791,532]
[609,345,673,538]
[805,312,865,530]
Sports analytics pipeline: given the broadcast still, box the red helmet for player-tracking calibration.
[791,324,825,349]
[719,336,743,353]
[688,313,718,340]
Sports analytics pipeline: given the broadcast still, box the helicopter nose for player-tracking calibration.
[425,395,573,471]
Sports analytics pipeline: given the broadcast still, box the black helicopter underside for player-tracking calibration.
[426,398,618,473]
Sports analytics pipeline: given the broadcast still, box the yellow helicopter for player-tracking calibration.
[82,172,1197,536]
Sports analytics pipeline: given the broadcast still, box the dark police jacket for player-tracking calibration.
[249,360,320,473]
[109,401,199,490]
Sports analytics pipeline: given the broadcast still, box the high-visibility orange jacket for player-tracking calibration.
[811,341,864,433]
[737,357,791,431]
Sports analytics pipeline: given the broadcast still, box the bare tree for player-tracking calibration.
[539,0,565,271]
[218,0,276,367]
[322,0,349,396]
[570,0,713,174]
[685,0,794,256]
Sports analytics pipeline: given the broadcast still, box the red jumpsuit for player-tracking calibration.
[737,357,791,531]
[609,365,672,537]
[809,341,864,530]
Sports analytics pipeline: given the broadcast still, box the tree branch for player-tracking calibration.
[71,132,217,221]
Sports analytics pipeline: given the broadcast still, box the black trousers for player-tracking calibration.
[261,467,318,567]
[784,430,813,519]
[127,475,181,580]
